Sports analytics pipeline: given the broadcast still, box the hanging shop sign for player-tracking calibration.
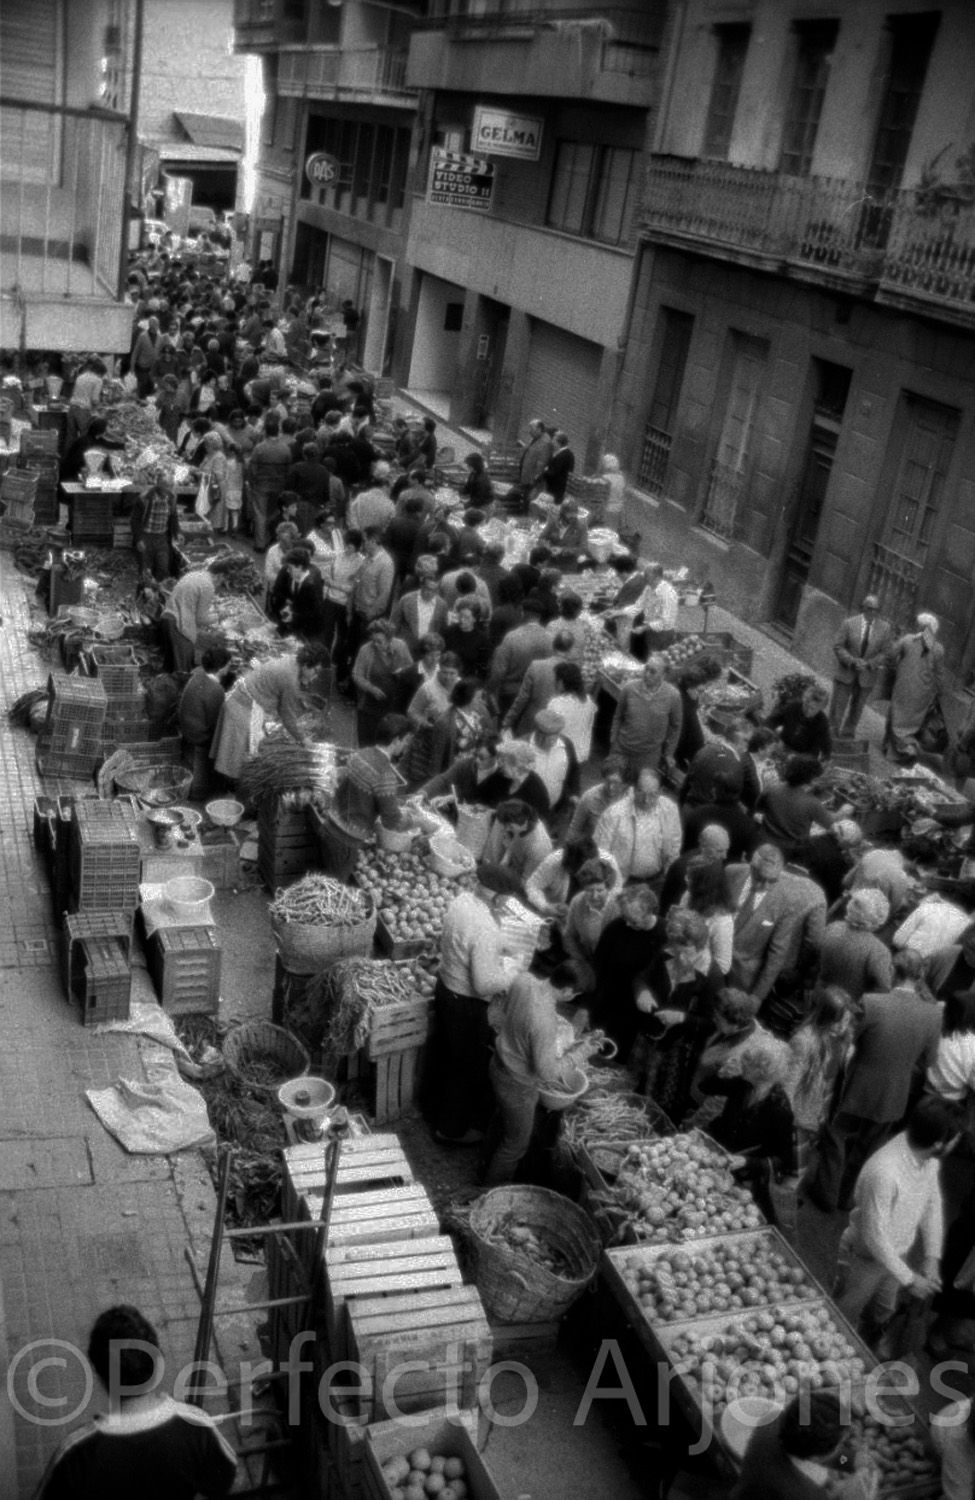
[427,149,494,212]
[471,105,543,162]
[305,151,341,187]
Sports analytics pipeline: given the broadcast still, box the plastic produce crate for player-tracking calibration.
[63,911,132,1025]
[68,798,141,912]
[146,925,221,1015]
[70,492,115,544]
[87,645,141,695]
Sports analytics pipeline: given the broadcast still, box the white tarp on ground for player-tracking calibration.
[85,1000,215,1153]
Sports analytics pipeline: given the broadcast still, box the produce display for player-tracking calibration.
[616,1234,818,1323]
[238,741,344,808]
[268,873,371,928]
[853,1407,940,1494]
[309,956,431,1057]
[598,648,645,685]
[481,1211,573,1276]
[379,1448,470,1500]
[594,1134,765,1243]
[699,680,760,711]
[562,1077,663,1156]
[354,848,458,948]
[667,1304,868,1409]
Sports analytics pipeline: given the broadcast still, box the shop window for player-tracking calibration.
[702,23,750,161]
[779,19,838,177]
[546,142,639,247]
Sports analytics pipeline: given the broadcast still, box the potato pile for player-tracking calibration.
[854,1408,939,1492]
[354,849,458,947]
[379,1446,469,1500]
[621,1235,817,1322]
[606,1134,765,1243]
[669,1305,867,1411]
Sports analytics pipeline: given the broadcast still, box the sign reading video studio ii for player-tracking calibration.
[472,105,543,162]
[427,149,495,212]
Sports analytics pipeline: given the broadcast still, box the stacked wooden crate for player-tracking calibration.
[271,1134,493,1499]
[257,796,320,892]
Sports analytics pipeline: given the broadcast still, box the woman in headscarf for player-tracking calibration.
[885,611,945,762]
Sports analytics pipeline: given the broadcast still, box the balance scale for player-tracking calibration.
[276,1075,337,1145]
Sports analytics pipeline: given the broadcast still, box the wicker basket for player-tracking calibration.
[271,895,376,975]
[115,764,193,806]
[223,1021,310,1098]
[468,1186,600,1323]
[538,1063,589,1112]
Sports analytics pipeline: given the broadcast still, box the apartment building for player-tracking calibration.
[402,1,665,465]
[233,0,420,374]
[611,0,975,686]
[0,0,136,354]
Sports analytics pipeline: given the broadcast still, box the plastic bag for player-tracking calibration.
[917,700,949,755]
[195,472,212,518]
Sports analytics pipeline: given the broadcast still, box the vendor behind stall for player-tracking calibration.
[333,714,412,834]
[177,646,232,800]
[211,645,327,782]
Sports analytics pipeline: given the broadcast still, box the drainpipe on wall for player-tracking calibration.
[117,0,145,299]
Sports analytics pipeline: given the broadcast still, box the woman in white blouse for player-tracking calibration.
[926,992,975,1103]
[679,856,734,976]
[547,660,596,765]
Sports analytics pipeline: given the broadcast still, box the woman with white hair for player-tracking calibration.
[818,887,894,1000]
[700,1035,799,1225]
[885,611,946,762]
[600,453,626,527]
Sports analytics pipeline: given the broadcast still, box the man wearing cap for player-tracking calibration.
[830,594,893,736]
[348,462,395,534]
[429,864,517,1146]
[528,707,580,819]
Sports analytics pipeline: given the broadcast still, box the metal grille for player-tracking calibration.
[638,425,672,493]
[699,458,745,541]
[866,542,921,631]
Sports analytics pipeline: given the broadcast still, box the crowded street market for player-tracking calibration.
[5,184,975,1500]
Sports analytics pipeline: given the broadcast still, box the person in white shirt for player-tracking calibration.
[893,892,971,959]
[834,1096,962,1345]
[595,768,682,886]
[548,661,596,765]
[926,991,975,1102]
[264,521,301,591]
[630,563,679,655]
[527,707,579,814]
[432,864,519,1146]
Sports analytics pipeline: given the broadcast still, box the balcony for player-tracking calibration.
[408,6,661,106]
[278,47,416,107]
[233,0,307,53]
[642,156,975,328]
[0,98,134,353]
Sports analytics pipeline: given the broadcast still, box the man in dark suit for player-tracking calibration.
[806,948,942,1211]
[390,572,448,656]
[269,547,325,641]
[830,593,894,735]
[726,843,812,1004]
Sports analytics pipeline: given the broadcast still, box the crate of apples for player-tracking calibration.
[852,1403,940,1495]
[614,1230,818,1323]
[378,1448,470,1500]
[354,848,457,949]
[666,1304,868,1415]
[605,1133,765,1243]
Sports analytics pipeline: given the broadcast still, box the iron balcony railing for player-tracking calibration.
[642,156,975,318]
[0,97,128,300]
[278,47,415,101]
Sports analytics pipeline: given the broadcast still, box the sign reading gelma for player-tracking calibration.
[305,151,341,187]
[427,149,495,212]
[471,106,543,162]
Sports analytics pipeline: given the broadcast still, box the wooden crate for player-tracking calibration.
[374,914,431,961]
[258,799,320,892]
[198,830,241,891]
[363,1409,487,1500]
[365,996,431,1124]
[324,1235,464,1363]
[327,1391,370,1500]
[146,925,221,1015]
[281,1134,414,1225]
[348,1284,492,1421]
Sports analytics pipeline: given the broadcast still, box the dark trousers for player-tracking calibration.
[807,1111,893,1211]
[139,534,172,582]
[161,616,194,674]
[430,980,494,1140]
[484,1057,539,1186]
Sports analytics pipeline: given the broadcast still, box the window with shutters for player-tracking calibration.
[699,333,768,540]
[867,394,958,627]
[779,20,838,177]
[867,13,940,196]
[0,1,64,183]
[300,116,411,227]
[546,142,639,246]
[702,24,750,161]
[639,308,693,495]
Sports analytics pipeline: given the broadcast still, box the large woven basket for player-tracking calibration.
[271,895,376,976]
[468,1186,600,1323]
[223,1021,310,1098]
[115,763,193,806]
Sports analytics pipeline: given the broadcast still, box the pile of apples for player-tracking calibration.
[354,849,457,947]
[379,1447,469,1500]
[609,1134,765,1243]
[620,1236,817,1323]
[669,1305,867,1411]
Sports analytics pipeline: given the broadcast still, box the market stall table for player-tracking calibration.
[61,480,139,546]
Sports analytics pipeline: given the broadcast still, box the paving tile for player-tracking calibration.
[0,1139,93,1191]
